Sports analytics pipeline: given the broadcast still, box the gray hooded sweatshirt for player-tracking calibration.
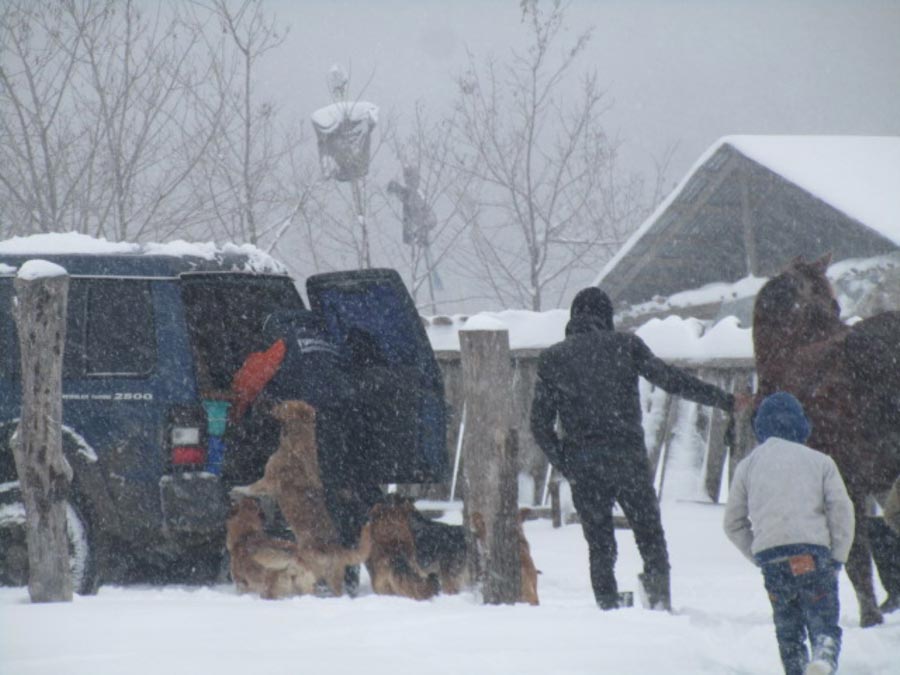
[723,437,855,563]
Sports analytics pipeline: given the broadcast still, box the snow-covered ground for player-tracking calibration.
[2,501,898,675]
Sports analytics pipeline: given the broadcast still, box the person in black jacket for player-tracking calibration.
[530,287,739,610]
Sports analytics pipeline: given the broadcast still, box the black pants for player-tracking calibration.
[869,517,900,599]
[317,408,383,548]
[569,446,669,601]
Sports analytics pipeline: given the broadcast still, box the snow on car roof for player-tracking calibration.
[0,232,287,275]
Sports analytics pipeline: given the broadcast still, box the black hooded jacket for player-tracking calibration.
[530,315,734,474]
[263,310,351,410]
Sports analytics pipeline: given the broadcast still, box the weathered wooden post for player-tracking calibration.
[459,320,521,604]
[12,260,72,603]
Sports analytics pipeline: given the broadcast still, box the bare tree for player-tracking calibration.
[388,103,479,313]
[450,0,654,310]
[0,1,92,236]
[0,0,224,241]
[189,0,294,246]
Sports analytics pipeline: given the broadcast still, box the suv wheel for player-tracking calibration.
[0,485,99,595]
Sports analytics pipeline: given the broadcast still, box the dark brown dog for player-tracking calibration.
[226,497,318,599]
[366,498,440,600]
[407,502,471,594]
[370,496,539,604]
[234,400,371,596]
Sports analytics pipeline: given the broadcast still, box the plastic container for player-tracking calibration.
[206,436,226,475]
[202,400,231,437]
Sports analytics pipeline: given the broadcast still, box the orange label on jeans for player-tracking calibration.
[789,554,816,576]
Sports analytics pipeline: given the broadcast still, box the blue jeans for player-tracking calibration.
[756,545,841,675]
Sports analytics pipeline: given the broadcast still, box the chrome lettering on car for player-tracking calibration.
[62,392,153,401]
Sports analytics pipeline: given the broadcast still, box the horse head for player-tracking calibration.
[753,254,843,349]
[752,254,847,398]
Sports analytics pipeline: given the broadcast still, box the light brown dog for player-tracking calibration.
[234,400,371,596]
[470,509,540,606]
[515,508,540,606]
[366,499,440,600]
[226,497,318,599]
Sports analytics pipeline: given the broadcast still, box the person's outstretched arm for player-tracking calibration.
[632,335,734,411]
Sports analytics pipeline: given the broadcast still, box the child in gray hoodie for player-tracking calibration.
[724,391,855,675]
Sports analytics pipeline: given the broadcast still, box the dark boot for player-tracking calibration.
[879,594,900,613]
[638,571,671,611]
[596,594,620,610]
[344,565,360,598]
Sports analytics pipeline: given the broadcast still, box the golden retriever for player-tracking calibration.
[233,400,371,596]
[225,497,318,599]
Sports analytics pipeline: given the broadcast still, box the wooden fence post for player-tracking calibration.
[12,261,72,603]
[459,326,521,605]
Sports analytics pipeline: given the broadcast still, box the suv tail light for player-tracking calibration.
[166,406,207,471]
[170,426,205,466]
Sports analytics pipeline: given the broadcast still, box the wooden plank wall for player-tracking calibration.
[416,350,756,506]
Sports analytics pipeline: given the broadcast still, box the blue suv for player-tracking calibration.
[0,240,446,592]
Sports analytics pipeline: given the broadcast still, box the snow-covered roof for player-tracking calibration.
[595,135,900,287]
[425,253,898,360]
[425,308,753,360]
[727,135,900,242]
[0,232,287,275]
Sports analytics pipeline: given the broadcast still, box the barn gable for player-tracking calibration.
[595,136,900,310]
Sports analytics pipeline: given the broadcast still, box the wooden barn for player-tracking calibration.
[595,135,900,322]
[422,136,900,511]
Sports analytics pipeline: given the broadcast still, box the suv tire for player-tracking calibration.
[0,486,99,595]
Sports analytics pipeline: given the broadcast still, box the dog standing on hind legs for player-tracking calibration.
[232,399,371,596]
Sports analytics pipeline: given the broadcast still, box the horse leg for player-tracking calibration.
[846,494,883,627]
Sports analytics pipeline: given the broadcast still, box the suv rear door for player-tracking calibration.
[306,268,447,483]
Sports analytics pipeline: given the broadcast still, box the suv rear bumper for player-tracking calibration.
[159,473,228,534]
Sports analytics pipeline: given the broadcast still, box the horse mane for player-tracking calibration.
[752,256,846,392]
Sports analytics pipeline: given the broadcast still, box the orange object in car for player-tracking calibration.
[230,338,286,422]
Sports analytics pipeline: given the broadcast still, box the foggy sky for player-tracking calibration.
[260,0,900,183]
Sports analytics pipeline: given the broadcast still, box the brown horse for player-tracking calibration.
[753,254,900,627]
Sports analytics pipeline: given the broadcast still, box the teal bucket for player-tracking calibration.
[202,400,231,437]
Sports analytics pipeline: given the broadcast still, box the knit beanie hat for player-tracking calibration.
[753,391,812,444]
[570,287,614,331]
